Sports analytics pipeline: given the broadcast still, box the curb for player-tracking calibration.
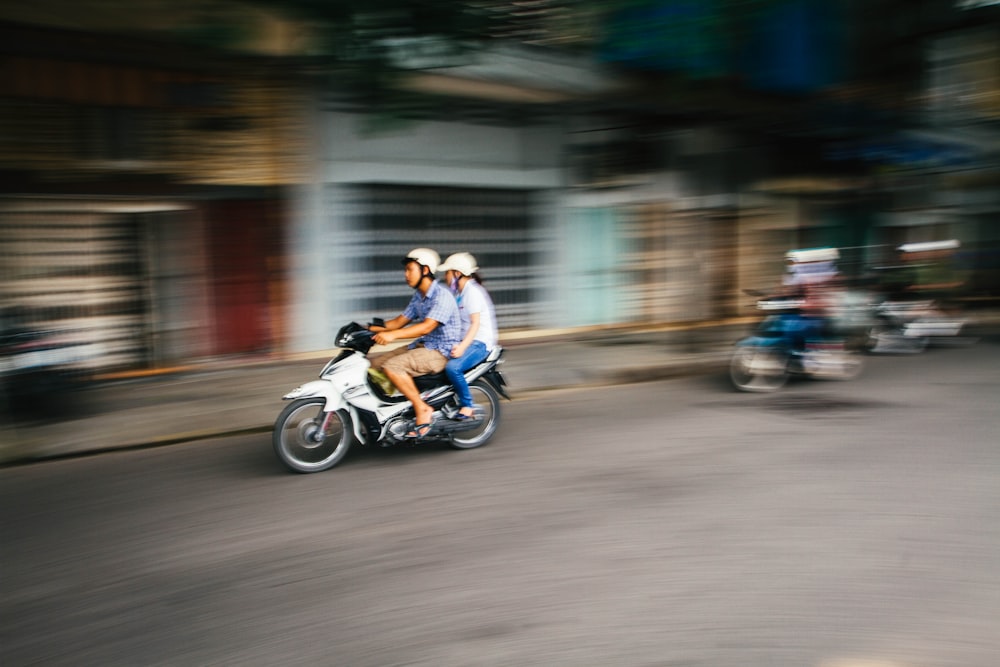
[87,317,755,383]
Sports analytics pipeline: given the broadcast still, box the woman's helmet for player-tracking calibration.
[402,247,440,274]
[438,252,479,277]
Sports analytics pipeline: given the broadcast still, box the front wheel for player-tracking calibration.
[730,347,789,393]
[450,379,502,449]
[273,398,354,473]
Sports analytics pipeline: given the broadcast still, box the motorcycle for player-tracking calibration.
[273,321,509,473]
[864,299,966,353]
[1,310,91,420]
[730,310,863,393]
[863,239,968,353]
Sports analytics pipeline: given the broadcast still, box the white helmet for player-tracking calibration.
[438,252,479,277]
[402,247,440,274]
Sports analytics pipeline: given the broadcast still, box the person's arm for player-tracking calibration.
[373,317,438,345]
[370,293,421,336]
[369,313,409,333]
[451,312,480,358]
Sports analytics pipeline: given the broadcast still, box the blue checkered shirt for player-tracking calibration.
[402,280,463,356]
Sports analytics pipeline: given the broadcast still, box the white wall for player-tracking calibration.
[324,112,564,188]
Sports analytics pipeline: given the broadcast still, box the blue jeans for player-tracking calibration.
[445,341,489,408]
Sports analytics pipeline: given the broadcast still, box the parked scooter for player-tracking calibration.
[273,321,509,473]
[1,308,90,419]
[857,299,973,354]
[864,240,968,353]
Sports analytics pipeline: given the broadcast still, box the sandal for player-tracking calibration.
[452,405,483,422]
[405,420,434,438]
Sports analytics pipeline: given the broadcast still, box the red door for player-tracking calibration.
[206,200,282,355]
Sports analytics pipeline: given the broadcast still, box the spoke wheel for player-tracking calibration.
[450,380,501,450]
[730,348,789,393]
[835,351,864,380]
[273,398,353,473]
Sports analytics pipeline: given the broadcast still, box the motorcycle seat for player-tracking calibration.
[414,372,448,391]
[364,369,452,402]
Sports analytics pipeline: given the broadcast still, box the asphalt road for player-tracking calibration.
[2,339,999,667]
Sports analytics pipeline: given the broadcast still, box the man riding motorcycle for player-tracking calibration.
[366,248,463,438]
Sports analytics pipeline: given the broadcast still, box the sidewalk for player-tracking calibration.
[2,312,996,465]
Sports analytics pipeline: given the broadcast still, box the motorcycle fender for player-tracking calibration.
[282,380,347,412]
[482,368,511,400]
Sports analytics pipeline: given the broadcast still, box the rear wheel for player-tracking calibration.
[840,351,864,380]
[730,347,789,392]
[450,380,501,449]
[273,398,354,473]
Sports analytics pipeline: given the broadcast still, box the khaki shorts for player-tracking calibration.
[371,345,448,377]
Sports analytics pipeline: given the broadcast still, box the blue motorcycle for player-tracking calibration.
[730,312,863,392]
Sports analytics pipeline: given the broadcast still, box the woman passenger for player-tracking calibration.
[438,252,498,420]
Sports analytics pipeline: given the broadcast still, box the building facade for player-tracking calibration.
[0,21,305,371]
[5,6,997,375]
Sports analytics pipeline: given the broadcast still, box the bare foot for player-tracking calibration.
[413,403,434,424]
[408,403,434,436]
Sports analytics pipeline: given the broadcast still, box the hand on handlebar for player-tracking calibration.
[373,330,395,346]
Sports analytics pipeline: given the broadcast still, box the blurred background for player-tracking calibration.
[1,0,998,391]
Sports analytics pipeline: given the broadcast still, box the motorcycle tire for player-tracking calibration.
[449,379,502,450]
[835,351,864,380]
[730,348,789,393]
[273,398,354,473]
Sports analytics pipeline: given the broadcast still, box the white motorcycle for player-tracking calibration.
[865,299,966,353]
[273,321,509,473]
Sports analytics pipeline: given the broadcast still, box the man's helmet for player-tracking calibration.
[438,252,479,277]
[402,247,440,274]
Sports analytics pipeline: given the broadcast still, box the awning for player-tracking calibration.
[825,130,990,169]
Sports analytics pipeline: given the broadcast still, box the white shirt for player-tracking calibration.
[783,260,838,286]
[457,280,498,351]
